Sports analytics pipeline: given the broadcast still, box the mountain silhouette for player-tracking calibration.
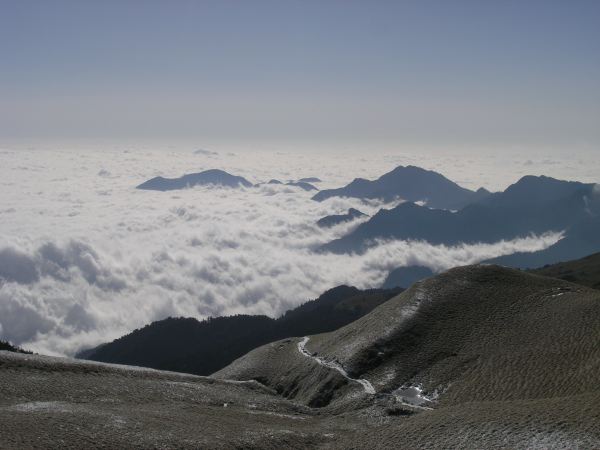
[321,176,597,256]
[136,169,253,191]
[298,177,322,183]
[316,208,367,228]
[312,165,490,210]
[285,181,318,191]
[260,179,318,190]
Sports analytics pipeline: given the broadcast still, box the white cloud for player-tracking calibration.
[0,148,576,355]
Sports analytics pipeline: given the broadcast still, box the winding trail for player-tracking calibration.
[297,337,434,411]
[297,337,376,395]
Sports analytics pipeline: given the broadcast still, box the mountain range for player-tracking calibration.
[134,165,599,271]
[320,175,599,265]
[135,165,600,272]
[136,169,324,192]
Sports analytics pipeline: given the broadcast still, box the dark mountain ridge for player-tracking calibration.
[316,208,367,228]
[260,179,319,190]
[81,285,402,375]
[285,181,318,191]
[136,169,253,191]
[312,165,490,209]
[298,177,322,183]
[321,175,597,255]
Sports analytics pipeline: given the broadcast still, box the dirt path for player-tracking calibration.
[297,336,376,395]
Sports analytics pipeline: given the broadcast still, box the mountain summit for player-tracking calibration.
[312,165,490,210]
[316,208,367,228]
[136,169,253,191]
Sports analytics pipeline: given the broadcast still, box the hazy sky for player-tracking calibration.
[1,0,599,153]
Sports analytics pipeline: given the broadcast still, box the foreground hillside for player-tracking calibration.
[216,265,600,446]
[2,265,599,448]
[0,351,356,449]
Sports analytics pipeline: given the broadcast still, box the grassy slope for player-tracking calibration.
[338,392,600,449]
[310,266,599,406]
[0,351,356,449]
[216,265,600,447]
[532,251,600,289]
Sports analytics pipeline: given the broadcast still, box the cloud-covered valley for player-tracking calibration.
[0,148,583,355]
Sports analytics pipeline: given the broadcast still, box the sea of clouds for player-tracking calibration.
[1,147,595,356]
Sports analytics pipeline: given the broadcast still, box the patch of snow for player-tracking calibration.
[392,384,436,410]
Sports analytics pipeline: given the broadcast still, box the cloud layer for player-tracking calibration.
[0,148,576,355]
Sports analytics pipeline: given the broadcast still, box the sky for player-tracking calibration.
[1,0,599,154]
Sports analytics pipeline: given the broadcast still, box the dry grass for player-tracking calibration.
[217,265,600,447]
[533,251,600,289]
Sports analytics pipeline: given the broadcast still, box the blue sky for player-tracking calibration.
[1,0,599,153]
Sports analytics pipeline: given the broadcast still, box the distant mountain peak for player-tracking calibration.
[136,169,253,191]
[312,165,487,210]
[320,174,598,259]
[316,208,368,228]
[297,177,322,183]
[285,181,318,191]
